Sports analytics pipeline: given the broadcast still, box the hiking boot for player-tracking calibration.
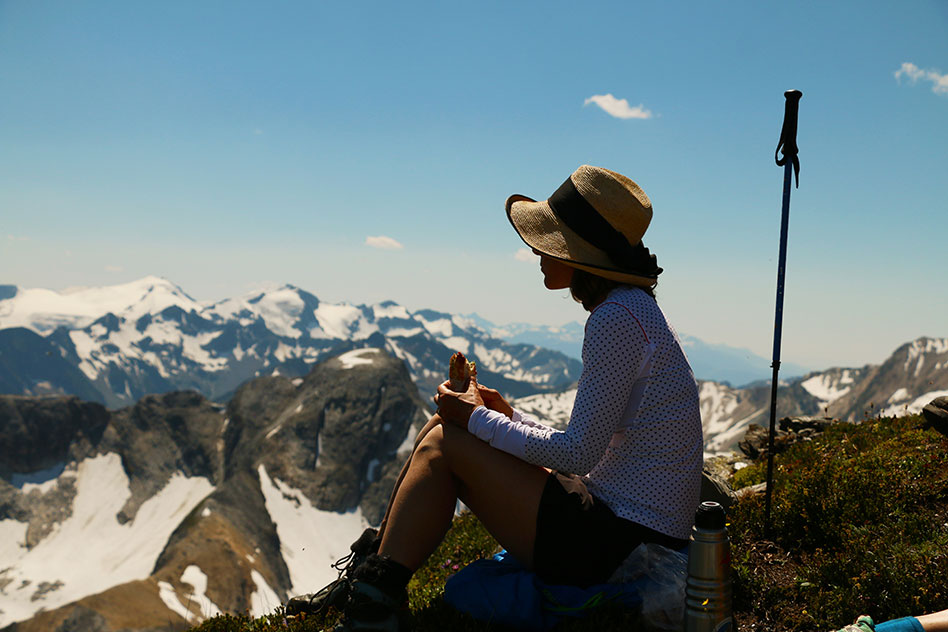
[833,615,876,632]
[285,527,380,617]
[330,580,408,631]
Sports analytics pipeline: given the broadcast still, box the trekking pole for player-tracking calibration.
[764,89,802,539]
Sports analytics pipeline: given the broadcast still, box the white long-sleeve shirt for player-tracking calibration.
[468,286,703,540]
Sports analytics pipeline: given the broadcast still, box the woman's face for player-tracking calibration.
[533,249,574,290]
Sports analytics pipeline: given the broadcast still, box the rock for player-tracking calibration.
[106,391,226,524]
[778,416,836,434]
[55,606,110,632]
[733,482,767,500]
[700,468,735,509]
[0,396,109,476]
[737,423,772,460]
[738,417,838,460]
[922,396,948,437]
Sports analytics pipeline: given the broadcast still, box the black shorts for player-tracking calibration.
[532,471,688,587]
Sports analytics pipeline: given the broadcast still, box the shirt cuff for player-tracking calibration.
[512,408,550,430]
[468,406,529,459]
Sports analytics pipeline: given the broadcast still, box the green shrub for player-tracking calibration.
[730,415,948,630]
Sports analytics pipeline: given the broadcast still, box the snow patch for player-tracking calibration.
[418,317,453,337]
[0,453,214,628]
[441,336,469,355]
[249,569,281,617]
[180,565,223,621]
[257,465,368,596]
[158,580,193,622]
[206,287,305,338]
[383,327,425,338]
[512,388,576,430]
[705,405,768,454]
[337,348,382,369]
[451,314,477,330]
[372,302,411,320]
[882,390,948,418]
[801,373,852,407]
[0,276,197,333]
[888,387,909,403]
[0,519,28,570]
[315,303,378,340]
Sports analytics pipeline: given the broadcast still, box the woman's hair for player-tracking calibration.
[569,268,656,311]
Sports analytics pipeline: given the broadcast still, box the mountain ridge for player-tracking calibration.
[2,277,816,409]
[0,278,582,408]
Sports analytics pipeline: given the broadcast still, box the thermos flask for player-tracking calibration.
[683,501,732,632]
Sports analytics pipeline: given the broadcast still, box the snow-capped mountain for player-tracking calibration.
[0,277,581,408]
[512,336,948,454]
[0,348,428,630]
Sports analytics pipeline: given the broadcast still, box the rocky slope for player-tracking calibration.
[0,277,582,409]
[0,348,428,631]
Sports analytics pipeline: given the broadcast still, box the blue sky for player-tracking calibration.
[1,0,946,370]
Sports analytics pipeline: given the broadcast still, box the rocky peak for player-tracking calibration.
[0,395,109,476]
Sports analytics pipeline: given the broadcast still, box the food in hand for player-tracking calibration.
[448,352,476,391]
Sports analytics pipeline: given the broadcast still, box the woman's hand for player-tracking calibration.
[477,384,514,418]
[435,380,484,428]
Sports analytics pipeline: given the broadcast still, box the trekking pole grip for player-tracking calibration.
[775,89,803,186]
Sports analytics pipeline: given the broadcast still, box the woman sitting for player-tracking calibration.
[289,165,704,631]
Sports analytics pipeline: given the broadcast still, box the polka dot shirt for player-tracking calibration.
[468,286,703,539]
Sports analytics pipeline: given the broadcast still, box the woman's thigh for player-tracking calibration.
[436,422,549,568]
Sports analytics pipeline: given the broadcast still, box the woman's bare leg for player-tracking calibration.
[376,413,444,538]
[378,421,548,571]
[918,609,948,631]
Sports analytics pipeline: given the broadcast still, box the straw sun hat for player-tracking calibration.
[506,165,663,287]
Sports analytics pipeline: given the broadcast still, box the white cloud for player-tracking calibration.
[583,94,653,119]
[895,62,948,95]
[365,236,404,250]
[514,248,536,262]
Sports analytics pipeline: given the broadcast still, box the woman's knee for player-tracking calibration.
[414,423,447,461]
[414,422,471,463]
[411,413,443,450]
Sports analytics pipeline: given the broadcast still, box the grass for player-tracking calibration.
[188,414,948,631]
[730,414,948,630]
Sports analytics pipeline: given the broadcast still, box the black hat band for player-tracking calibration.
[547,177,662,278]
